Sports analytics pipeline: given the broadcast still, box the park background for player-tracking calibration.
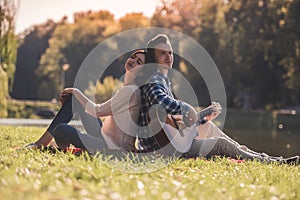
[1,0,300,157]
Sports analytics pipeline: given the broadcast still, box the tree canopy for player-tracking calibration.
[11,0,300,110]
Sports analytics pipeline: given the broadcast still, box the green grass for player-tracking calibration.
[0,126,299,200]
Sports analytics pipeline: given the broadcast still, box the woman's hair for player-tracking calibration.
[128,49,146,60]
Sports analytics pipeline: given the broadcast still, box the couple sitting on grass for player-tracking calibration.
[25,34,299,165]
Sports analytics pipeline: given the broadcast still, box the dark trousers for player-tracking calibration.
[47,96,107,153]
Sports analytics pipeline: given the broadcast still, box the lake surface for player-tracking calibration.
[223,110,300,157]
[224,128,300,157]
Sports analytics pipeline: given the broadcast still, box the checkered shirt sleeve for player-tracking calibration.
[137,73,191,152]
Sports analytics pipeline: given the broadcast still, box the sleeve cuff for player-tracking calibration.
[180,101,191,116]
[85,100,97,116]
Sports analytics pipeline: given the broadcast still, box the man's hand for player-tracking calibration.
[183,106,198,127]
[205,102,222,121]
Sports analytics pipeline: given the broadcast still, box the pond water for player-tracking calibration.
[224,128,300,157]
[223,110,300,157]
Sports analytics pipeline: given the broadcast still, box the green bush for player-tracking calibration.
[84,76,123,104]
[0,67,8,118]
[7,99,60,119]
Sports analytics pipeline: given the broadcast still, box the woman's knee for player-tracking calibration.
[53,123,69,137]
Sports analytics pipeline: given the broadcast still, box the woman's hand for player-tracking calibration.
[59,88,77,104]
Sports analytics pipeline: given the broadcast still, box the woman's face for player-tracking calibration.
[124,52,145,84]
[125,52,145,71]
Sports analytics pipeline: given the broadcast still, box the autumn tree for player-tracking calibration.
[151,0,200,38]
[119,13,150,30]
[35,10,117,100]
[12,0,300,109]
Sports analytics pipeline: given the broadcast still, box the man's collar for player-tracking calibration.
[154,71,171,85]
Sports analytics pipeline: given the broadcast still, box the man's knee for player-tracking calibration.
[216,137,229,145]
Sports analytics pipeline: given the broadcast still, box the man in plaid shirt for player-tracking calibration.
[135,34,300,165]
[136,34,198,152]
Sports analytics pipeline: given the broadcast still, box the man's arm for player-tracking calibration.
[144,83,197,125]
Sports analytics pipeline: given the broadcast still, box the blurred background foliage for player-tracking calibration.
[1,0,17,117]
[84,76,123,104]
[1,0,300,116]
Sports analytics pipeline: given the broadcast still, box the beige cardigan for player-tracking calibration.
[85,85,141,151]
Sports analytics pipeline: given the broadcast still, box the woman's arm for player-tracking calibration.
[91,85,139,117]
[61,88,98,117]
[62,86,138,118]
[61,88,88,106]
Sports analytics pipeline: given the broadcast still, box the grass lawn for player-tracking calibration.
[0,125,299,200]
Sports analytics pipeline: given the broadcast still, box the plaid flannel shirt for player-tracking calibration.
[137,72,191,152]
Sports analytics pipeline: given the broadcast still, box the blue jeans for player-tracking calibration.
[47,95,107,152]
